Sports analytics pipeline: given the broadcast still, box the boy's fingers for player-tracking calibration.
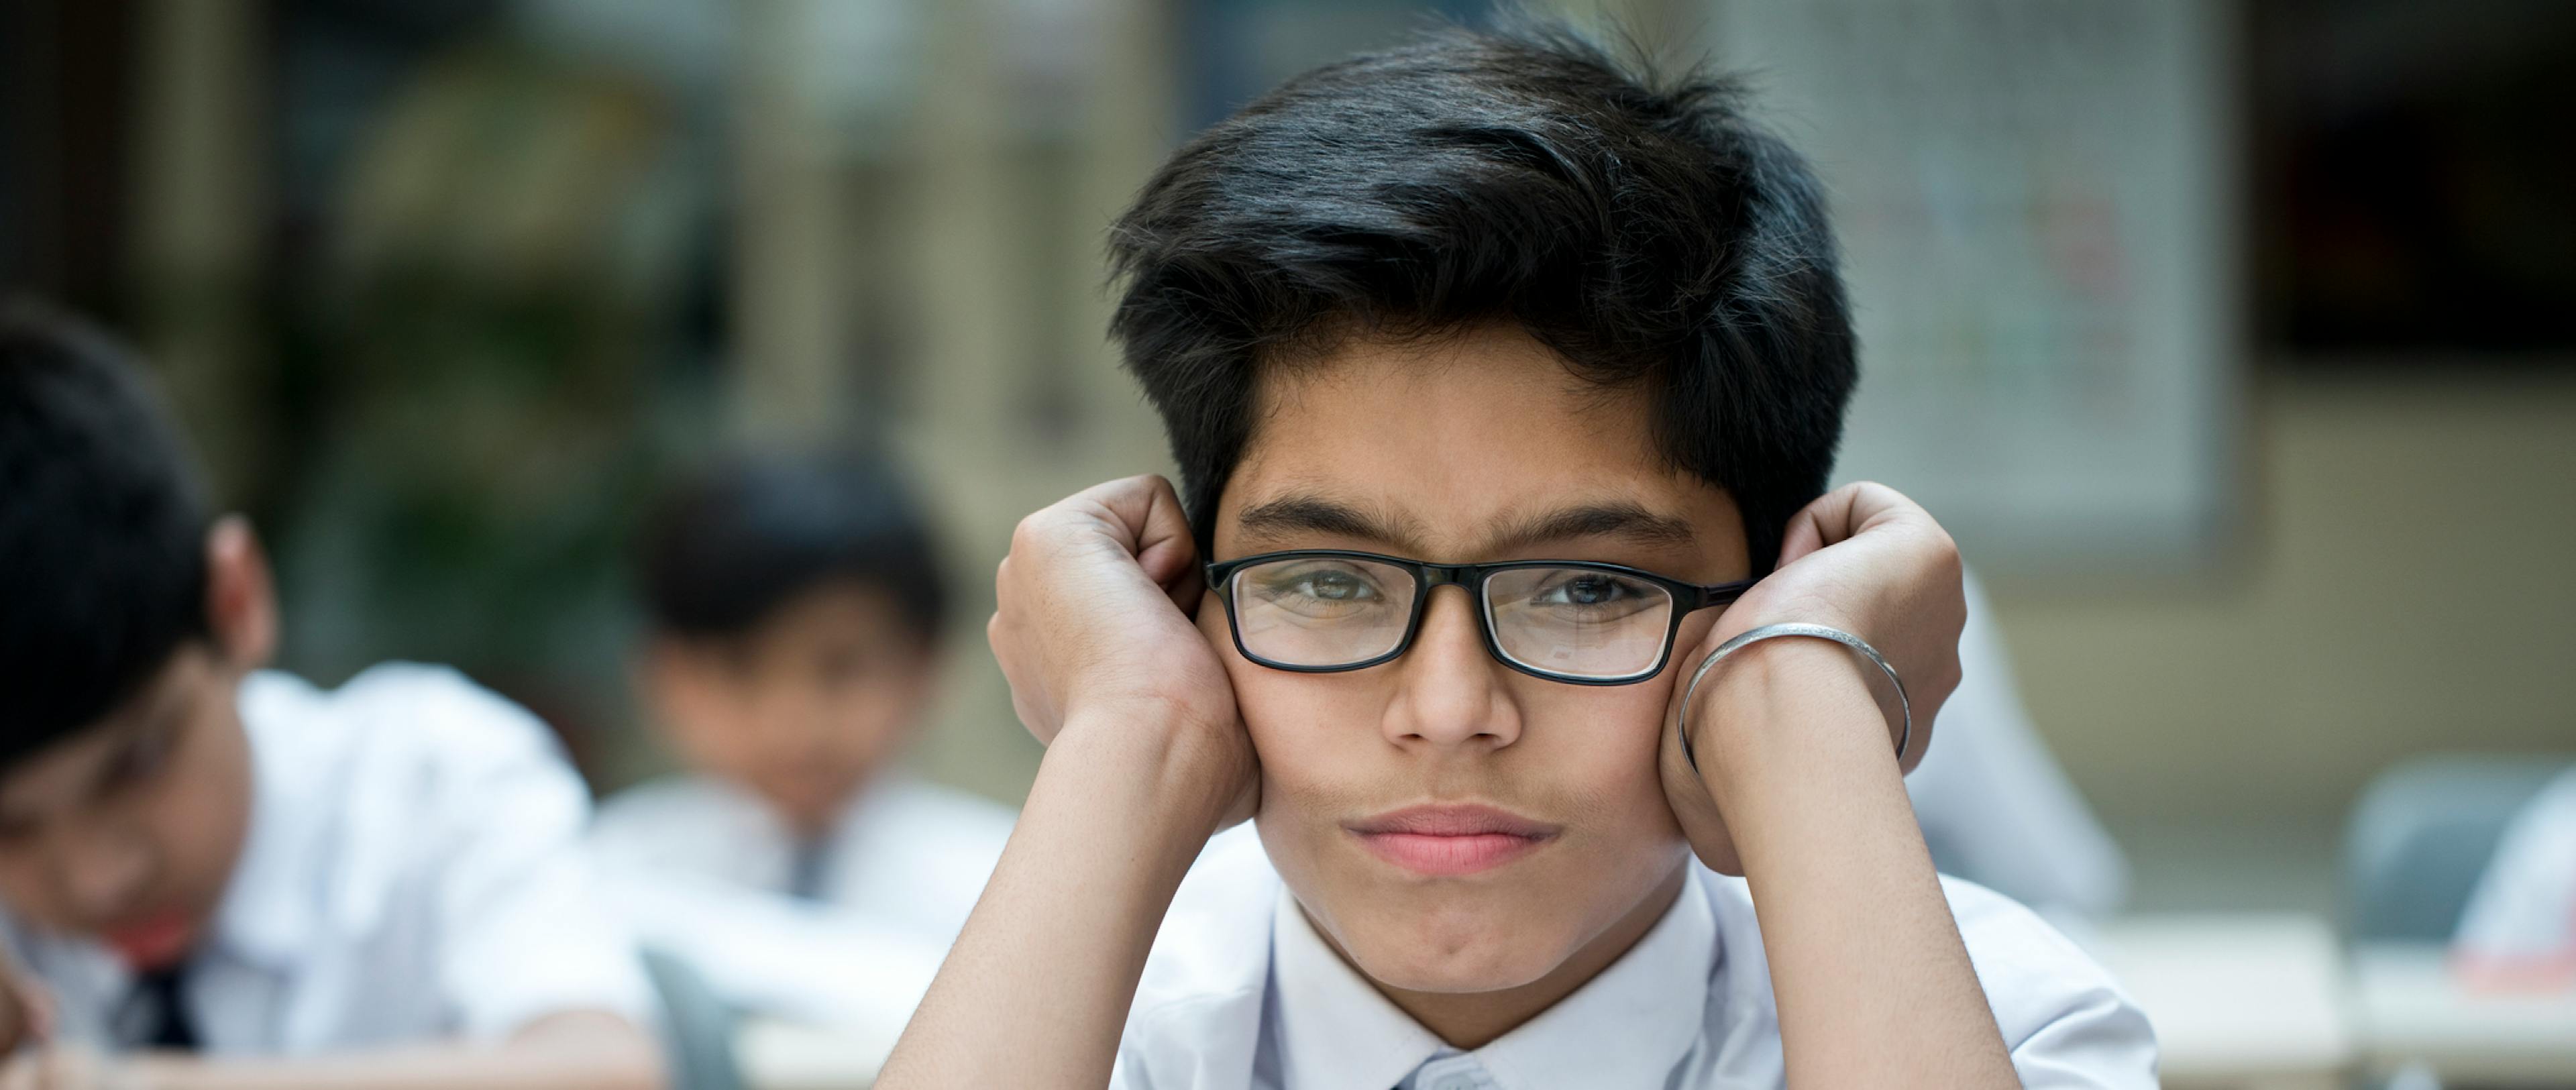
[0,961,46,1053]
[1776,482,1933,569]
[1128,477,1200,596]
[1057,475,1199,599]
[1774,485,1854,567]
[18,981,49,1044]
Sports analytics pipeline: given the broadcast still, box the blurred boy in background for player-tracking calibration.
[2454,767,2576,989]
[588,451,1014,1024]
[0,303,662,1089]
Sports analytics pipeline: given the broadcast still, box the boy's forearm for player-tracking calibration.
[124,1012,662,1090]
[875,712,1244,1090]
[1698,640,2017,1087]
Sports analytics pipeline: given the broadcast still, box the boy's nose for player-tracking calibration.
[1382,587,1521,750]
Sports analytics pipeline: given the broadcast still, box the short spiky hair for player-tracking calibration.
[0,301,212,763]
[1109,19,1856,570]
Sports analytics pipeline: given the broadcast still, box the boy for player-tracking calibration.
[881,22,2155,1089]
[2453,767,2576,989]
[0,304,662,1089]
[588,452,1016,1019]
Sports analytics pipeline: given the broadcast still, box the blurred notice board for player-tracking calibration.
[1714,0,2240,574]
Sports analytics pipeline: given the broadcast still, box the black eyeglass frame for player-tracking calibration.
[1203,549,1757,686]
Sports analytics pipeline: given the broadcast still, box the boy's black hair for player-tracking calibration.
[637,449,949,647]
[0,301,213,764]
[1110,19,1856,571]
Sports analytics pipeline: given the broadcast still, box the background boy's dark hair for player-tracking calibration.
[636,449,949,648]
[1108,18,1856,571]
[0,301,214,763]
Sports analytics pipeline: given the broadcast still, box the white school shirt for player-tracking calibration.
[1905,570,2131,922]
[2454,767,2576,975]
[589,770,1016,944]
[0,665,655,1054]
[1111,826,2157,1090]
[588,771,1017,1025]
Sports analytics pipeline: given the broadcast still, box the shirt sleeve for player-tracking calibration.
[412,678,659,1040]
[1945,877,2161,1089]
[1906,570,2131,920]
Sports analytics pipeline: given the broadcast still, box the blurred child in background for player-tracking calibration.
[588,451,1014,1025]
[2454,766,2576,989]
[0,303,662,1089]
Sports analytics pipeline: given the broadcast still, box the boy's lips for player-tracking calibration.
[101,909,198,971]
[1346,803,1560,877]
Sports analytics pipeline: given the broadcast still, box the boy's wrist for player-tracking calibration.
[1686,637,1896,801]
[1046,706,1252,840]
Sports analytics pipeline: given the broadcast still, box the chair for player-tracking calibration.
[641,945,747,1090]
[2342,754,2573,943]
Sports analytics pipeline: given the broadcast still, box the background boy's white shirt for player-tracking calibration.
[590,770,1014,943]
[1111,825,2159,1090]
[2454,767,2576,967]
[1906,569,2131,922]
[586,767,1017,1025]
[0,664,655,1053]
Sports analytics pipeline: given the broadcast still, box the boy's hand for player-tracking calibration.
[988,475,1258,826]
[0,952,55,1056]
[1659,482,1966,873]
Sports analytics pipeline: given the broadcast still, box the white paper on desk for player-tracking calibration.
[605,867,949,1038]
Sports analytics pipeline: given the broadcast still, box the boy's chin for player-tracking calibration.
[1331,910,1574,995]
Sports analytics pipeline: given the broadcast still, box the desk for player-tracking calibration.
[737,1017,894,1090]
[2091,914,2355,1090]
[2353,944,2576,1086]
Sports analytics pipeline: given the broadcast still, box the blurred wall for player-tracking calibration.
[1996,369,2576,833]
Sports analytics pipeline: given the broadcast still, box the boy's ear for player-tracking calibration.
[203,516,278,671]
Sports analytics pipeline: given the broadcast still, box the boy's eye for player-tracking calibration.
[1513,569,1662,621]
[814,645,873,682]
[1538,574,1631,606]
[101,728,176,794]
[1246,561,1392,618]
[1291,569,1375,602]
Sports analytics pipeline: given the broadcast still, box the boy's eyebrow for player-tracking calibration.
[1233,494,1696,555]
[1234,494,1423,549]
[1482,501,1698,553]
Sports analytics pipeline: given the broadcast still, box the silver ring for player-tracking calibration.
[1675,622,1912,771]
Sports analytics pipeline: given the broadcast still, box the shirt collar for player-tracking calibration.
[208,671,333,973]
[1269,885,1448,1090]
[1475,869,1716,1089]
[1267,869,1717,1090]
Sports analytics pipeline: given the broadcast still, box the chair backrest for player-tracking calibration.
[2342,754,2574,944]
[641,944,747,1090]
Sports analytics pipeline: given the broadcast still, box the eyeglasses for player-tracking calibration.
[1203,549,1755,686]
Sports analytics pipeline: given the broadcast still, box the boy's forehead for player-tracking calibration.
[1226,325,1741,562]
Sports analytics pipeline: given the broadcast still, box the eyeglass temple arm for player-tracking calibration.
[1686,577,1760,609]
